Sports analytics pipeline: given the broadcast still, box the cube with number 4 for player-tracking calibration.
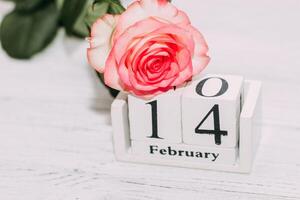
[182,74,244,147]
[128,88,183,143]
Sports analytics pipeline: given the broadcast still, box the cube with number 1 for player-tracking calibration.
[128,88,183,143]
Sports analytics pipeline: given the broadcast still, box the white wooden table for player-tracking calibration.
[0,1,299,199]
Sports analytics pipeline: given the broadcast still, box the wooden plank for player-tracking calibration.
[0,0,300,199]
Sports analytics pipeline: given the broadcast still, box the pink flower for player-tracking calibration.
[87,0,210,99]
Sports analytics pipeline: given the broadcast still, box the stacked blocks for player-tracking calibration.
[128,74,244,165]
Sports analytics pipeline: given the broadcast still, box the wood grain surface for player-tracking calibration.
[0,1,299,199]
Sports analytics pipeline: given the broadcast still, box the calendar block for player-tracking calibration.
[182,74,244,147]
[111,79,262,173]
[131,140,237,165]
[128,88,183,143]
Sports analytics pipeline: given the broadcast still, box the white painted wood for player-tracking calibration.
[128,88,183,143]
[111,93,131,160]
[131,140,237,165]
[239,80,263,172]
[1,0,300,199]
[182,74,243,147]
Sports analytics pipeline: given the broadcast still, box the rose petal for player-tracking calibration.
[113,0,190,42]
[192,55,210,75]
[87,44,110,72]
[113,17,165,63]
[104,51,122,91]
[131,86,173,100]
[176,47,192,70]
[87,14,119,72]
[165,62,180,79]
[187,25,209,57]
[145,25,195,56]
[90,14,119,48]
[113,18,194,67]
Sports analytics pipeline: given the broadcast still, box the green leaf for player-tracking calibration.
[82,0,125,34]
[60,0,123,37]
[60,0,91,37]
[5,0,50,11]
[0,2,59,59]
[72,0,111,37]
[105,0,125,14]
[55,0,65,10]
[84,1,109,29]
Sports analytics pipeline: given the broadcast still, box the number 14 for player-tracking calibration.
[146,102,227,145]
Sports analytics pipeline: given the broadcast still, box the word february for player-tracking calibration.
[150,145,220,162]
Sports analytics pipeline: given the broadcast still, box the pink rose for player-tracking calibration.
[87,0,210,99]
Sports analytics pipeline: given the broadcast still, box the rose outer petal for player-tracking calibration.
[87,45,110,73]
[113,0,190,42]
[87,14,119,72]
[104,52,123,91]
[186,25,210,75]
[192,55,210,75]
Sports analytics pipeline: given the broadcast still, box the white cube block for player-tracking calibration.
[182,74,244,147]
[128,88,183,143]
[131,140,237,165]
